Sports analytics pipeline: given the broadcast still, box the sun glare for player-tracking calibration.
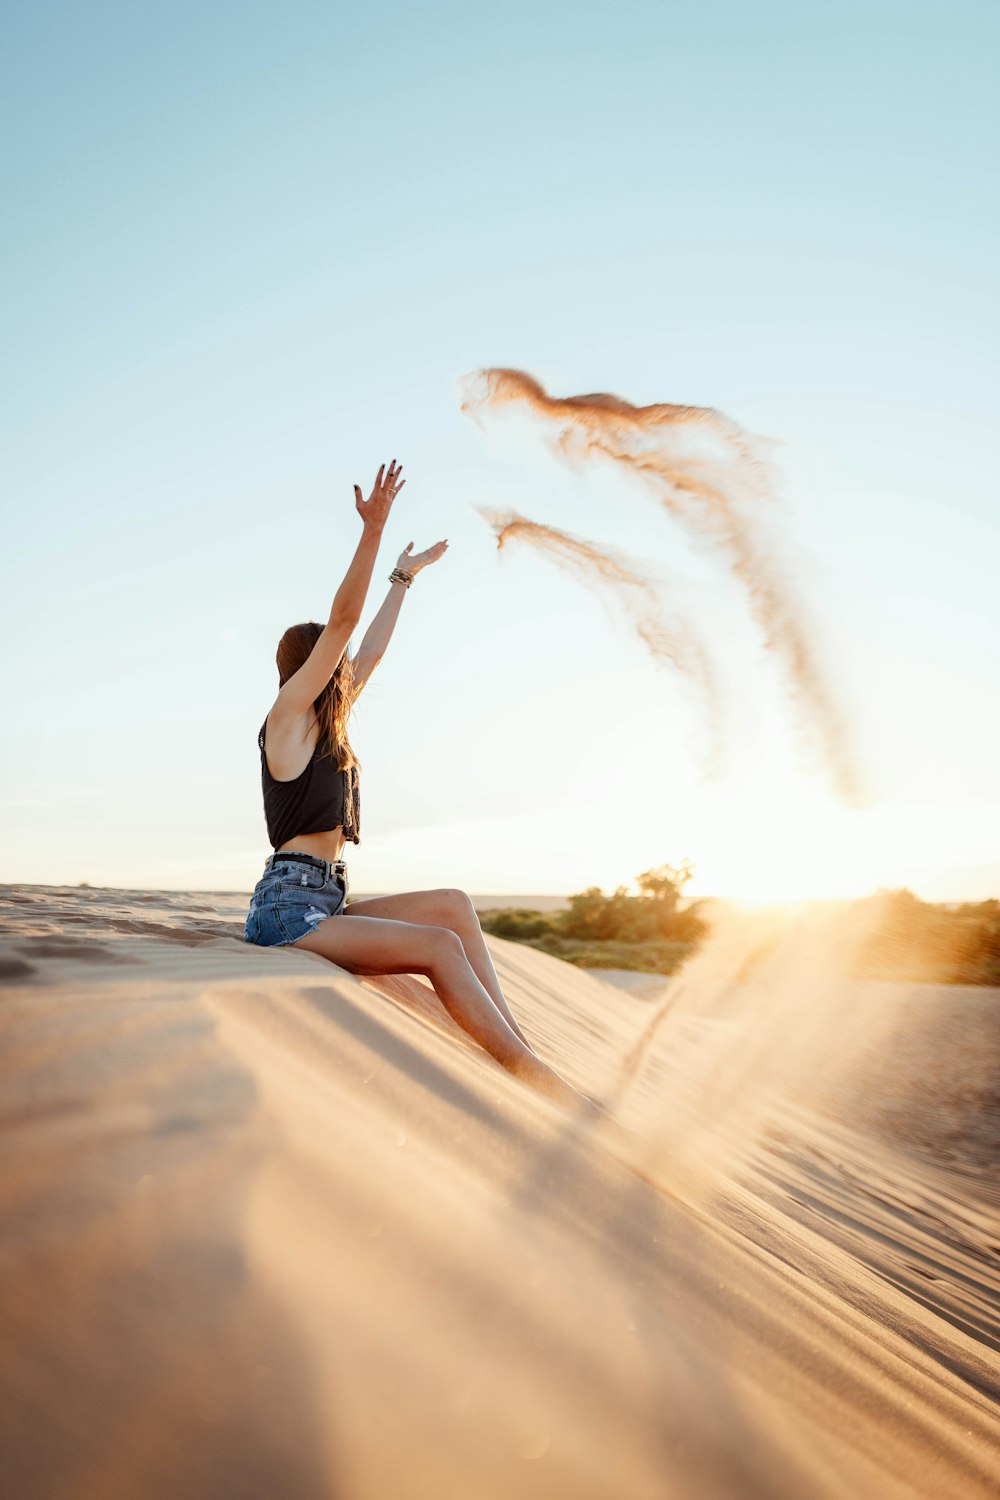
[690,785,872,903]
[678,785,997,905]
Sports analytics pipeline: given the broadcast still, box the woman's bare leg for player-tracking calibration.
[292,911,592,1112]
[342,888,530,1044]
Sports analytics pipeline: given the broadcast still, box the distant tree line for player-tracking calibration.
[479,863,706,975]
[850,889,1000,986]
[479,872,1000,986]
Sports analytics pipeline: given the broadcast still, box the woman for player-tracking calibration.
[245,459,599,1116]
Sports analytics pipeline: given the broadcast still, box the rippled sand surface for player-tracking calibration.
[1,884,997,1499]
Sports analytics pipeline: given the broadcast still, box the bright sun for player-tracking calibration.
[683,782,980,904]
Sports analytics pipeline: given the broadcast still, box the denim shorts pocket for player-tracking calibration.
[245,862,348,948]
[277,867,327,893]
[274,877,328,911]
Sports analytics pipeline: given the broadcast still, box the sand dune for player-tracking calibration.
[1,884,997,1499]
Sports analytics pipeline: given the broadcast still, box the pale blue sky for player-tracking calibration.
[3,0,998,899]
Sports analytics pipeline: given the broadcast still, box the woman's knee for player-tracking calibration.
[425,924,467,967]
[438,887,478,927]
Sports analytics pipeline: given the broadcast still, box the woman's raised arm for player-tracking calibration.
[276,461,404,715]
[351,535,449,695]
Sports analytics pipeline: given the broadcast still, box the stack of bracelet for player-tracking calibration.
[389,567,414,589]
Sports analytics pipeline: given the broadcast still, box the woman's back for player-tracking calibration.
[259,714,361,850]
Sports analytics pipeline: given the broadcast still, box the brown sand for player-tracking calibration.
[461,367,864,804]
[1,884,997,1499]
[474,504,726,774]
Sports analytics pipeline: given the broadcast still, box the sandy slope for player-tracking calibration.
[1,884,997,1500]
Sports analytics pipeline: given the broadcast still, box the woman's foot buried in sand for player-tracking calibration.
[513,1053,606,1119]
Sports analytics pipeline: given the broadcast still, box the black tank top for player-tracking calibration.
[259,717,361,849]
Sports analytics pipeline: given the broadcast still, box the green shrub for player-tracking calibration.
[480,908,557,941]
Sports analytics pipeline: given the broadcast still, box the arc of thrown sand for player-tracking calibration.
[475,503,726,773]
[461,367,864,806]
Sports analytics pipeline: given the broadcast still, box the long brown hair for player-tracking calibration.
[275,622,360,772]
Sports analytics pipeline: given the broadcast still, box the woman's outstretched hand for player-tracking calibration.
[354,460,405,533]
[397,537,449,576]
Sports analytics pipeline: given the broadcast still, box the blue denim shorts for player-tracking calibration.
[244,853,350,947]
